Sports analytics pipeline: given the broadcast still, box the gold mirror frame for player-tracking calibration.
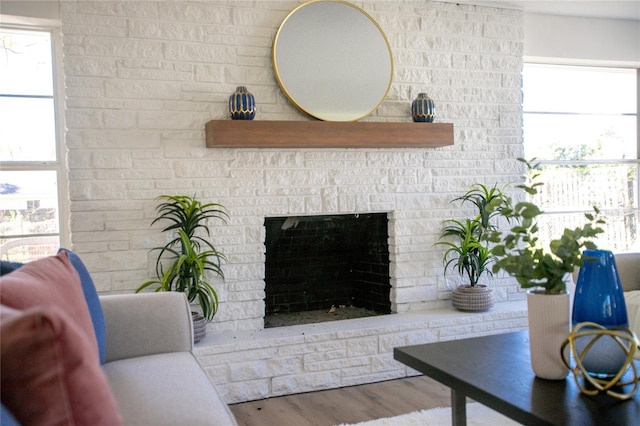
[273,0,394,122]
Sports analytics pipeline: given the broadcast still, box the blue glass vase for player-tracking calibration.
[572,249,629,378]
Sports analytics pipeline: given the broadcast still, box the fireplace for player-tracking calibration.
[264,213,391,327]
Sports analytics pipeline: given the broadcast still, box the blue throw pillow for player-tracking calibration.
[0,404,20,426]
[0,265,22,426]
[1,264,24,425]
[0,261,23,275]
[57,248,106,364]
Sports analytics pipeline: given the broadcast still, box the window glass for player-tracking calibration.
[523,65,637,161]
[523,64,638,252]
[0,28,61,263]
[523,65,635,114]
[0,30,53,96]
[0,170,59,233]
[534,164,637,212]
[536,211,638,254]
[524,114,636,160]
[0,97,56,161]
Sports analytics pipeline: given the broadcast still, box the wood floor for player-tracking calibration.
[229,376,452,426]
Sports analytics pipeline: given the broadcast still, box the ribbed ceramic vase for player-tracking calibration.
[229,86,256,120]
[192,312,206,344]
[572,249,629,378]
[527,290,570,380]
[411,93,435,122]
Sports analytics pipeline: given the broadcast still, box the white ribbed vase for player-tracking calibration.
[527,291,570,380]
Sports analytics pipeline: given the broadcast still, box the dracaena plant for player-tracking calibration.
[137,195,228,322]
[437,184,509,287]
[489,158,605,295]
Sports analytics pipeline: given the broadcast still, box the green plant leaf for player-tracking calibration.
[136,194,227,322]
[488,158,606,294]
[437,185,508,286]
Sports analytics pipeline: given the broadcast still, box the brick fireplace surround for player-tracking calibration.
[59,0,530,403]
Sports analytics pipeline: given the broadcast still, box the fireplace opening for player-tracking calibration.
[264,213,391,328]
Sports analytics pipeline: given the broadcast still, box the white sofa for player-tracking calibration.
[0,250,237,426]
[611,252,640,293]
[572,252,640,355]
[572,252,639,289]
[101,292,237,425]
[614,253,640,348]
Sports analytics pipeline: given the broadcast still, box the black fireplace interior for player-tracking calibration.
[264,213,391,327]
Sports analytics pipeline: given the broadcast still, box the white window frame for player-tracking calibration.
[0,16,70,253]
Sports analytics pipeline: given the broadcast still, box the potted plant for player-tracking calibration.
[489,158,605,379]
[437,183,509,312]
[136,195,228,343]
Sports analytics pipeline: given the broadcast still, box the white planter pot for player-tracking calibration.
[451,285,494,312]
[527,291,570,380]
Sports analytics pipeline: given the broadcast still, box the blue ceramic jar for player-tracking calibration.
[411,93,435,122]
[229,86,256,120]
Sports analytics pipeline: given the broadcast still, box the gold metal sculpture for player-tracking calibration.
[561,321,640,400]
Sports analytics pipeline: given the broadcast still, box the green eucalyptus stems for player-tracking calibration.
[489,159,606,295]
[137,195,228,322]
[438,184,509,287]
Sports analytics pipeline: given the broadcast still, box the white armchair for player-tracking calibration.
[99,292,237,425]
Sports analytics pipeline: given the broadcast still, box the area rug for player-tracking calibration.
[337,402,520,426]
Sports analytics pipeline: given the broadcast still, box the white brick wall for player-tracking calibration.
[61,0,525,330]
[60,0,528,402]
[196,303,527,403]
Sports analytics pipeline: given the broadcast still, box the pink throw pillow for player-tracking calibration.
[0,251,98,357]
[0,304,123,425]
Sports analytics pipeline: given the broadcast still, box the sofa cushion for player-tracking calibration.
[58,248,107,364]
[103,352,237,425]
[0,304,122,425]
[0,250,100,360]
[624,290,640,359]
[614,253,640,292]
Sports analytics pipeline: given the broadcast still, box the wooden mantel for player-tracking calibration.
[205,120,454,148]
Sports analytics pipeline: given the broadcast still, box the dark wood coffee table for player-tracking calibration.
[394,331,640,425]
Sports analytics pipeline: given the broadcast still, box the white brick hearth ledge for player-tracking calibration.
[194,301,528,404]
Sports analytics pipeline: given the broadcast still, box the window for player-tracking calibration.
[0,27,67,263]
[522,64,639,252]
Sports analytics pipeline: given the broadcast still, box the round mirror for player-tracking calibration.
[273,0,394,122]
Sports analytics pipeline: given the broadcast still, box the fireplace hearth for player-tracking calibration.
[264,213,391,328]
